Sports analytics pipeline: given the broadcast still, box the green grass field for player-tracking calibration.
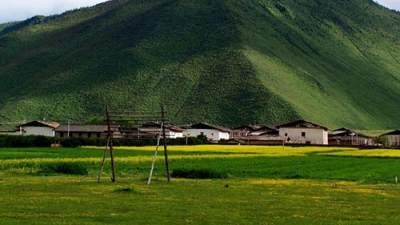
[1,145,400,224]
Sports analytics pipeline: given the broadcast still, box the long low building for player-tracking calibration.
[54,124,118,138]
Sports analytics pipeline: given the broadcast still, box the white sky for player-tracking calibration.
[0,0,399,24]
[0,0,108,24]
[375,0,400,11]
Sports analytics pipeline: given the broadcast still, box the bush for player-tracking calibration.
[0,135,54,147]
[167,137,205,145]
[377,136,388,147]
[171,168,228,179]
[59,137,82,148]
[38,162,88,175]
[33,135,54,147]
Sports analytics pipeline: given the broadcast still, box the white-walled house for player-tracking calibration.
[275,119,328,145]
[139,122,184,139]
[379,130,400,148]
[18,121,60,137]
[164,126,184,139]
[182,122,231,142]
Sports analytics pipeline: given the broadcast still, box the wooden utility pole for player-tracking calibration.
[106,104,117,182]
[100,104,170,183]
[161,104,171,182]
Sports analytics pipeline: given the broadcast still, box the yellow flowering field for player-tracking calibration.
[85,145,361,156]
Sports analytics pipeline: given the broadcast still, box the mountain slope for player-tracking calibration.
[232,0,400,128]
[0,0,399,129]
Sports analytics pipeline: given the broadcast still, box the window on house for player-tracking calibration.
[97,133,101,138]
[241,132,246,137]
[301,132,306,137]
[211,133,214,136]
[285,133,288,137]
[233,132,238,137]
[60,132,64,138]
[88,133,92,138]
[78,132,82,137]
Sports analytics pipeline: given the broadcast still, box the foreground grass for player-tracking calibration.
[1,175,400,224]
[2,145,400,224]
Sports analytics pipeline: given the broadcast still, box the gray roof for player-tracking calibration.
[380,129,400,136]
[19,120,60,129]
[275,119,328,131]
[55,125,119,133]
[186,122,231,132]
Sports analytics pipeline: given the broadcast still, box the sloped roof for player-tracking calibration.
[380,129,400,136]
[19,120,60,129]
[332,127,351,134]
[141,121,184,132]
[331,127,372,138]
[188,122,231,132]
[167,125,185,132]
[231,125,260,131]
[142,121,162,127]
[259,129,279,136]
[275,119,328,131]
[253,126,277,132]
[55,125,119,133]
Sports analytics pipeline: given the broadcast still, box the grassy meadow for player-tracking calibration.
[2,145,400,224]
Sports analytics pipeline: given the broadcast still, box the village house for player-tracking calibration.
[142,122,184,139]
[275,119,328,145]
[1,120,60,137]
[329,127,374,146]
[182,122,231,142]
[228,125,282,145]
[250,126,279,136]
[230,125,258,139]
[118,122,184,139]
[379,130,400,148]
[54,124,119,138]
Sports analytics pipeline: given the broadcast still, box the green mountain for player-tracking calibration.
[0,0,399,129]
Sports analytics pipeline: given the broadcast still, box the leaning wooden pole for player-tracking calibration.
[106,104,117,182]
[97,135,110,182]
[161,104,171,182]
[147,125,162,185]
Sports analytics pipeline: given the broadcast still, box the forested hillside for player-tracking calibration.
[0,0,399,129]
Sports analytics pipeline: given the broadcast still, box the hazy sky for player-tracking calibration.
[0,0,108,24]
[0,0,399,24]
[376,0,400,11]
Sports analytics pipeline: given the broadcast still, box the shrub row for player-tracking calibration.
[171,168,229,179]
[59,136,205,147]
[0,135,205,148]
[38,162,88,176]
[0,135,54,147]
